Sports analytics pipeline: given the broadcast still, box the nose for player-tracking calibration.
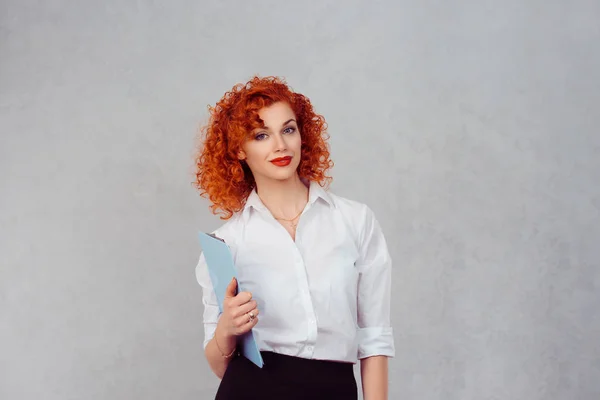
[273,133,287,152]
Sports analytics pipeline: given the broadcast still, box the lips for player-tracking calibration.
[270,156,292,167]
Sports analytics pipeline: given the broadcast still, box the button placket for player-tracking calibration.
[291,245,318,353]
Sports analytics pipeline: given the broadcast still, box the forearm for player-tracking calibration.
[204,324,236,379]
[360,355,389,400]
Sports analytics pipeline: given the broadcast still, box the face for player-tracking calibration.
[238,102,302,184]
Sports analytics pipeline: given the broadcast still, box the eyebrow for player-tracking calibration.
[260,118,297,131]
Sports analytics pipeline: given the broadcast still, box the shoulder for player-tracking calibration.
[195,213,244,281]
[327,191,376,223]
[326,191,381,244]
[211,213,244,245]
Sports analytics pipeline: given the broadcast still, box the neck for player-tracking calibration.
[254,174,309,219]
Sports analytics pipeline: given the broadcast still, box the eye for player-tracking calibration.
[283,126,296,134]
[254,132,268,141]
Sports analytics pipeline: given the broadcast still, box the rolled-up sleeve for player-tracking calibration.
[356,206,395,359]
[195,253,221,349]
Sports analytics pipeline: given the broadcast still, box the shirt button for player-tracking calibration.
[307,346,313,352]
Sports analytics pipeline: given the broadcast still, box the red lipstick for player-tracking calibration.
[270,156,292,167]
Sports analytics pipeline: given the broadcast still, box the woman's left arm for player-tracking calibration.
[361,355,389,400]
[355,205,395,399]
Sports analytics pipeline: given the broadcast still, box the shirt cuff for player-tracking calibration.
[357,326,395,359]
[203,323,217,350]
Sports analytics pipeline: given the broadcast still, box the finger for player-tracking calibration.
[232,300,257,318]
[236,311,259,334]
[233,308,259,328]
[224,277,237,299]
[230,291,252,307]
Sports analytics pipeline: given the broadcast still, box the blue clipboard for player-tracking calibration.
[198,232,264,368]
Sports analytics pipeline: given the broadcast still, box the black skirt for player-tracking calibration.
[215,351,358,400]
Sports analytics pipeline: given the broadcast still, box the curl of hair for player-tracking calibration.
[193,76,334,219]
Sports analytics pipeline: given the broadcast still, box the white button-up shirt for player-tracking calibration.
[195,181,395,363]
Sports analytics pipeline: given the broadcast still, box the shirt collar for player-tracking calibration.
[243,188,266,213]
[307,180,334,207]
[242,180,334,216]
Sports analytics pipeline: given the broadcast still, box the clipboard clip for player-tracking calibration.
[206,233,225,243]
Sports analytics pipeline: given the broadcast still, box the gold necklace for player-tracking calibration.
[274,209,303,229]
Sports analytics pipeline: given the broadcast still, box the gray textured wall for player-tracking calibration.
[1,1,599,399]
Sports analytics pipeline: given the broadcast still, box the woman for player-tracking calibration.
[193,76,394,399]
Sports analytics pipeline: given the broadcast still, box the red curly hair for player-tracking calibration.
[194,76,334,219]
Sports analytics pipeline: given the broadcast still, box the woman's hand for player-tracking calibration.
[217,277,259,339]
[206,278,259,377]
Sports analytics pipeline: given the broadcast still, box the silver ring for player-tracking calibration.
[248,311,255,321]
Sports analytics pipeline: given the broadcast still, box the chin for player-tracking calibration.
[263,166,299,182]
[271,171,297,181]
